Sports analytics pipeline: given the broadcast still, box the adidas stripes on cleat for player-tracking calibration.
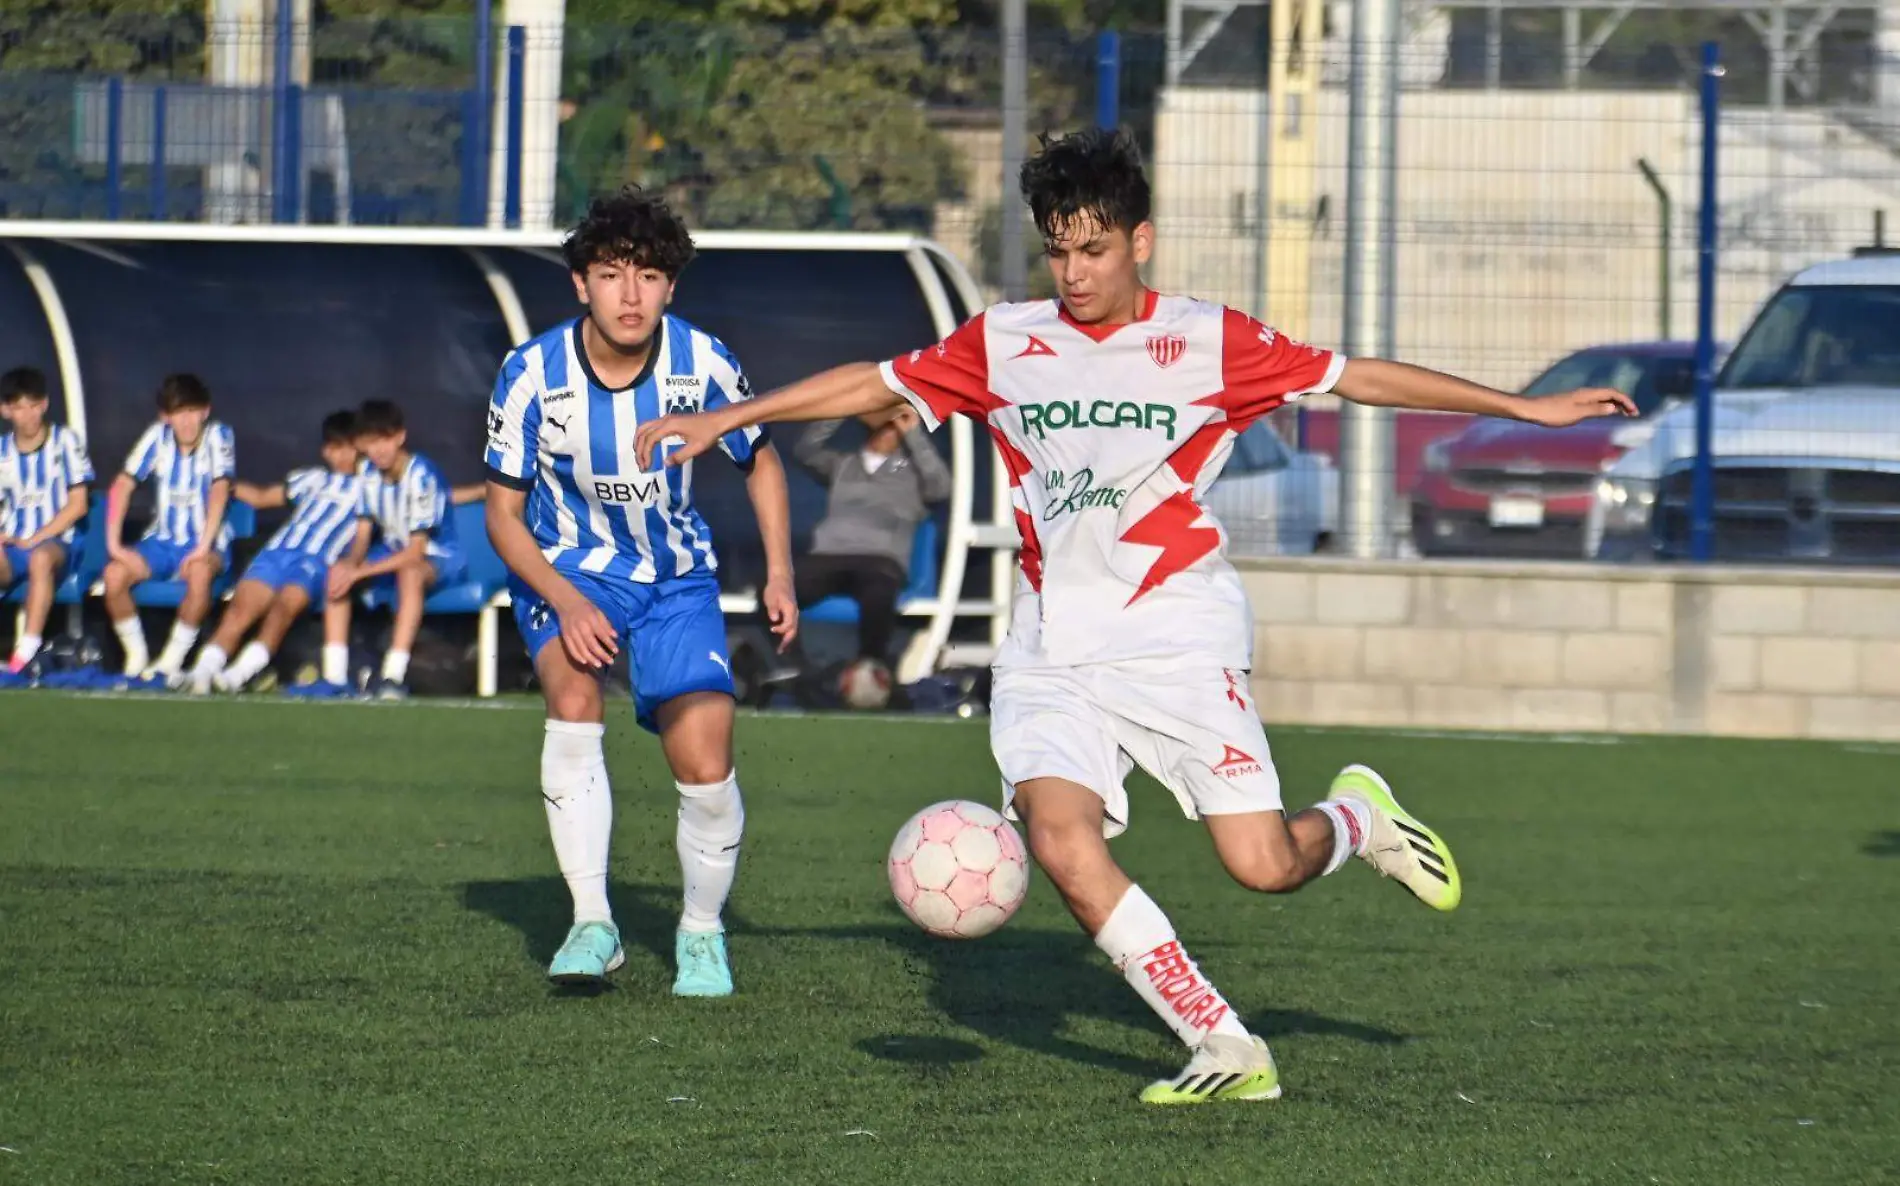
[1139,1035,1282,1105]
[1330,764,1462,912]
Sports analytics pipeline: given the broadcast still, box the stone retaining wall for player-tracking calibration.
[1237,558,1900,741]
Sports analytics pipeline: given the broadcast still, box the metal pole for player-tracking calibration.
[150,85,168,220]
[1377,0,1400,359]
[1339,0,1395,558]
[1250,33,1271,322]
[1000,0,1028,301]
[273,0,294,223]
[1690,41,1723,563]
[465,0,494,227]
[1636,157,1672,339]
[1095,30,1121,129]
[504,25,526,231]
[105,78,123,221]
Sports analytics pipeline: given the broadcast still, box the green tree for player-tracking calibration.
[559,0,969,231]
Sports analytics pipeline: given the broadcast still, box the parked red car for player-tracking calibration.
[1407,342,1699,558]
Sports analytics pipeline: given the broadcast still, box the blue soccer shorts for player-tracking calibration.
[511,568,734,734]
[2,539,74,589]
[240,547,329,603]
[133,537,227,581]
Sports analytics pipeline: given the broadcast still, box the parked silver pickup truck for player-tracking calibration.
[1587,252,1900,564]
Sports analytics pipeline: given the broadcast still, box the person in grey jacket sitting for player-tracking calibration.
[774,405,951,673]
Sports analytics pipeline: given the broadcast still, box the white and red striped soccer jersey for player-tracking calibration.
[880,291,1343,669]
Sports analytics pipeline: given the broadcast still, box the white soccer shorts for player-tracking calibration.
[990,659,1283,838]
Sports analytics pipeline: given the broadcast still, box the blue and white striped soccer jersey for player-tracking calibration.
[122,420,237,579]
[241,467,364,602]
[357,453,466,584]
[486,315,765,730]
[0,424,93,585]
[0,424,92,545]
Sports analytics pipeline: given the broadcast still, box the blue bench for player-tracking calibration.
[130,502,258,609]
[801,517,941,625]
[361,501,509,615]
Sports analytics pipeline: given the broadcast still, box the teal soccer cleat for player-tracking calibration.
[547,920,624,986]
[673,929,734,997]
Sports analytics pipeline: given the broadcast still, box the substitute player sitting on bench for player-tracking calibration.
[185,411,364,694]
[0,366,94,674]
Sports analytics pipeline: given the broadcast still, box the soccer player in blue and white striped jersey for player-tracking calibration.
[485,187,798,995]
[313,399,466,698]
[102,374,237,680]
[0,367,93,674]
[185,411,364,694]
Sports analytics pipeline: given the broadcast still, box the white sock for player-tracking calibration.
[321,643,349,686]
[11,632,42,665]
[676,772,745,933]
[152,622,199,674]
[543,720,613,924]
[191,643,229,677]
[223,641,273,688]
[1314,797,1373,876]
[114,617,149,674]
[381,649,411,684]
[1094,884,1250,1047]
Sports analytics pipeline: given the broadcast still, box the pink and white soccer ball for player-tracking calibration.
[838,658,893,710]
[887,800,1029,939]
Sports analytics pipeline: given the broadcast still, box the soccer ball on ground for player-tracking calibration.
[888,800,1029,939]
[838,657,893,710]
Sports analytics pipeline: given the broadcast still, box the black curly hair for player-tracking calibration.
[1019,127,1152,241]
[561,185,698,278]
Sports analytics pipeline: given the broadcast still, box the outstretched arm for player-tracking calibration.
[1334,359,1636,426]
[636,364,902,470]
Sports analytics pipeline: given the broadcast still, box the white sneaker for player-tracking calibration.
[1330,764,1462,912]
[1139,1034,1282,1104]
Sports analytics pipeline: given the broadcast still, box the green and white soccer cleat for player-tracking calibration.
[1330,764,1462,912]
[547,920,624,985]
[672,929,733,998]
[1139,1035,1282,1105]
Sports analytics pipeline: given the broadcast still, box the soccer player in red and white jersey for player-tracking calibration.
[636,129,1635,1103]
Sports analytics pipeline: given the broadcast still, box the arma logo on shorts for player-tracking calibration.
[1212,744,1263,780]
[1019,400,1177,441]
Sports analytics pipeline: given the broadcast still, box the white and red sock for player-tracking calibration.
[1314,797,1372,876]
[1094,884,1250,1047]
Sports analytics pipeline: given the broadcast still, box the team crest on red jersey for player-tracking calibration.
[1146,334,1187,368]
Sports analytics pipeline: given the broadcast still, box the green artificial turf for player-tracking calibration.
[1,694,1894,1184]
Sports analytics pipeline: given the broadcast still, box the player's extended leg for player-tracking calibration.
[12,542,68,672]
[1011,777,1280,1105]
[103,552,154,674]
[187,579,274,694]
[152,552,223,682]
[654,690,744,998]
[533,631,623,986]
